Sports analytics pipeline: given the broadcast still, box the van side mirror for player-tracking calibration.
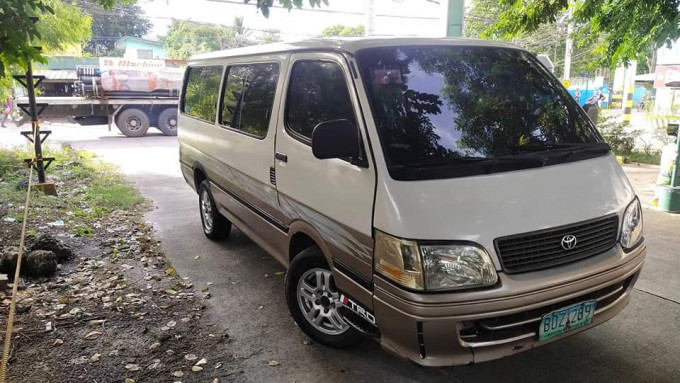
[311,119,360,160]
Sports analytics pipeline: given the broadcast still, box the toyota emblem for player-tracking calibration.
[561,235,577,250]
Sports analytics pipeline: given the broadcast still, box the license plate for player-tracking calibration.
[539,300,596,341]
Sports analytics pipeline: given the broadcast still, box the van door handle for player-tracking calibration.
[275,152,288,163]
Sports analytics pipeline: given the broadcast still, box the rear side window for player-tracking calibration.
[182,65,223,122]
[221,63,279,138]
[285,61,355,140]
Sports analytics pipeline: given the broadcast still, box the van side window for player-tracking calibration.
[220,63,279,138]
[286,61,355,141]
[182,65,223,122]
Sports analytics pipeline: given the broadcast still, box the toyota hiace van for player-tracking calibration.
[178,37,645,366]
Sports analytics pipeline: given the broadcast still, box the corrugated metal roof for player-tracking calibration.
[44,56,98,70]
[34,70,78,81]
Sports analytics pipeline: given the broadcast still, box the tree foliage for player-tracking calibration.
[322,24,365,37]
[163,17,271,60]
[244,0,328,18]
[467,0,607,77]
[76,0,152,56]
[489,0,680,68]
[38,0,92,54]
[0,0,130,78]
[163,20,236,60]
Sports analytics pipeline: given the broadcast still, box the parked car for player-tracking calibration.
[178,37,646,367]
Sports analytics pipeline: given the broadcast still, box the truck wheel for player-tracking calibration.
[116,108,150,137]
[157,108,178,136]
[285,247,364,348]
[198,180,231,240]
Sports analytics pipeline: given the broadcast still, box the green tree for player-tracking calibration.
[466,0,603,78]
[38,0,92,53]
[245,0,328,18]
[322,24,365,37]
[1,0,93,99]
[232,16,253,47]
[163,20,236,60]
[0,0,128,76]
[76,0,152,56]
[488,0,679,68]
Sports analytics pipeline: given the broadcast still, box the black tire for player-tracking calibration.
[115,108,150,137]
[156,108,178,136]
[198,180,231,240]
[285,247,364,348]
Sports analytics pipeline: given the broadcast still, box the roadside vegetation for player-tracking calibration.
[0,146,146,240]
[597,115,663,165]
[0,146,234,382]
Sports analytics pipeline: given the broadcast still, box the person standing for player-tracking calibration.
[1,95,14,127]
[574,88,581,104]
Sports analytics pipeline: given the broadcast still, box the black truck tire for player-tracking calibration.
[156,108,178,136]
[116,108,150,137]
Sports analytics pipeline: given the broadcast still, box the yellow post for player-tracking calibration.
[623,84,634,123]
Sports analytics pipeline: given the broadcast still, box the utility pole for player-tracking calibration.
[563,0,574,81]
[441,0,465,37]
[365,0,375,36]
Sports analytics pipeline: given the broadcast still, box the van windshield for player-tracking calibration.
[356,46,608,180]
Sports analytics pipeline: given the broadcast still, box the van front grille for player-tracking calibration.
[495,215,619,274]
[458,274,634,347]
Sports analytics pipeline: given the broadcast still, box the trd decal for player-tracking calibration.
[340,293,376,325]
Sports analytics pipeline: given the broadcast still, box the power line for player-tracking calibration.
[204,0,438,19]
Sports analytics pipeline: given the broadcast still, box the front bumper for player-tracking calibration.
[372,243,646,367]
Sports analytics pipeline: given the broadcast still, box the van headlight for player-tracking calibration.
[620,198,643,250]
[421,245,498,290]
[374,230,498,291]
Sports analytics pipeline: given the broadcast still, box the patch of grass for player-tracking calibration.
[621,151,662,165]
[86,185,145,212]
[0,145,148,237]
[73,226,94,237]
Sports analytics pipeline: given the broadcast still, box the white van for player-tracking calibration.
[178,37,645,366]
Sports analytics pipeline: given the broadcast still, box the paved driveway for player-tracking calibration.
[1,123,679,382]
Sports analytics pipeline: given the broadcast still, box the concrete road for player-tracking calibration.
[1,123,679,382]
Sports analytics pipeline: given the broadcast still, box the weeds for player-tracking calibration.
[0,145,148,237]
[625,151,662,165]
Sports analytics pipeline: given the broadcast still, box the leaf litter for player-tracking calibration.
[0,152,238,382]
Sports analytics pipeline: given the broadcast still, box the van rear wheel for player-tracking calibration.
[198,180,231,240]
[285,247,364,348]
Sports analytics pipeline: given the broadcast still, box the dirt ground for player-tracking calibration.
[0,148,238,382]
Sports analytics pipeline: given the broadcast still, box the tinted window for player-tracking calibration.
[221,63,279,138]
[357,46,605,179]
[286,61,355,140]
[182,66,222,122]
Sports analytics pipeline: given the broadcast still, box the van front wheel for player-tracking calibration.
[285,247,364,348]
[198,180,231,240]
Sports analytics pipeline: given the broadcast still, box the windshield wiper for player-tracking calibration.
[394,156,546,169]
[511,142,610,154]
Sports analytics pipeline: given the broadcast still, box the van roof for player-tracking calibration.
[188,36,523,63]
